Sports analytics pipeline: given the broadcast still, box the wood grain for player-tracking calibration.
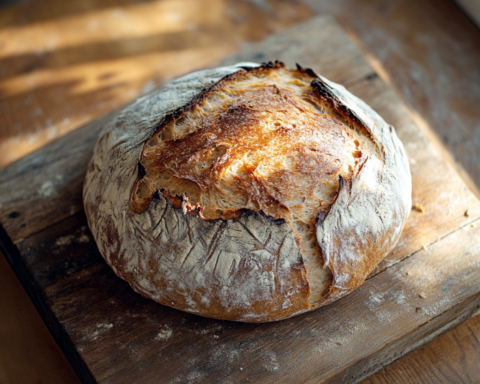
[1,16,480,383]
[1,0,480,382]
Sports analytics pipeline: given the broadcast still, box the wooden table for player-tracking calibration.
[1,1,480,383]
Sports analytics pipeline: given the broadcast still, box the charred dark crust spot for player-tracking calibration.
[296,63,382,158]
[311,79,362,125]
[238,207,288,226]
[309,79,378,147]
[295,63,319,79]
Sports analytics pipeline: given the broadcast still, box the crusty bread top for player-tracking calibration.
[131,62,377,306]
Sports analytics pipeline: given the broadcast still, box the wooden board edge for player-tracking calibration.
[0,222,97,384]
[348,295,480,384]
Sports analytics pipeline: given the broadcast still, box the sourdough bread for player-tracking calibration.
[83,61,411,322]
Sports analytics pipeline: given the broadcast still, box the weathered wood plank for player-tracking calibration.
[0,108,118,244]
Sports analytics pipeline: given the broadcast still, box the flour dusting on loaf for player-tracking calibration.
[83,61,411,322]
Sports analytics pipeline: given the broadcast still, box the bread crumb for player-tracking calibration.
[416,307,421,312]
[419,292,427,299]
[413,204,425,213]
[465,208,470,217]
[406,271,411,276]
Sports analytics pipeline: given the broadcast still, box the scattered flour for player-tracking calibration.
[263,351,279,372]
[97,323,113,329]
[56,235,74,246]
[55,227,90,247]
[90,323,114,341]
[196,323,224,335]
[364,291,386,311]
[78,233,90,243]
[156,325,173,341]
[39,181,55,197]
[166,370,205,384]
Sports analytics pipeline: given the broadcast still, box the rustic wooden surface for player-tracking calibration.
[1,16,480,384]
[1,0,480,381]
[2,0,480,381]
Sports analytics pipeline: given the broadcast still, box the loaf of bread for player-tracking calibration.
[83,61,411,322]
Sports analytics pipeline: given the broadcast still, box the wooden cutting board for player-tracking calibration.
[0,16,479,384]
